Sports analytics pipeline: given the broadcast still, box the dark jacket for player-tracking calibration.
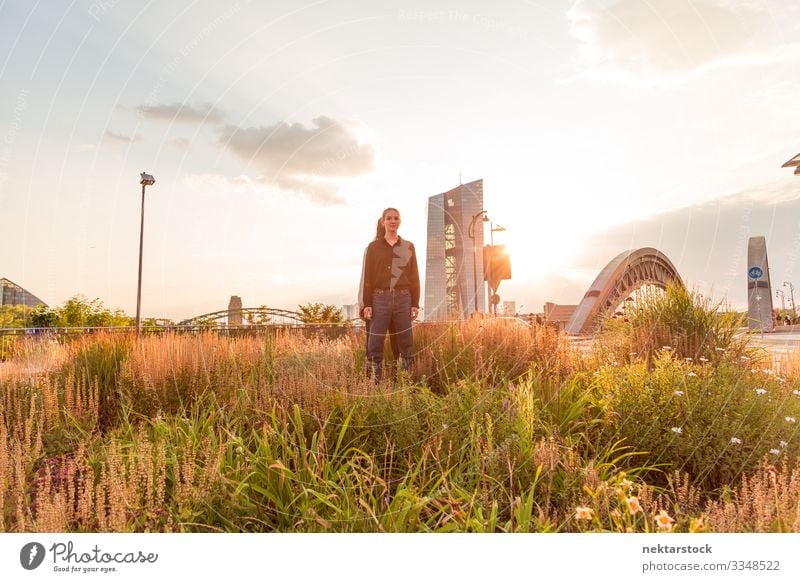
[362,236,420,309]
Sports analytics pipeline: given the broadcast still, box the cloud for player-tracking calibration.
[567,0,799,85]
[104,130,142,144]
[170,137,191,150]
[218,116,378,205]
[137,102,224,124]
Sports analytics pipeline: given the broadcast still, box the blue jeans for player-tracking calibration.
[367,289,413,381]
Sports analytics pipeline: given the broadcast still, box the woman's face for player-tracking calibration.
[383,210,400,233]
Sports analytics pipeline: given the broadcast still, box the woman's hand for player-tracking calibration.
[411,307,419,320]
[363,307,372,320]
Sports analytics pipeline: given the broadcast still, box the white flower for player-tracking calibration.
[687,372,697,377]
[685,357,693,362]
[674,390,684,396]
[715,347,726,352]
[763,369,773,375]
[770,448,781,455]
[755,388,767,395]
[793,390,800,396]
[671,427,683,434]
[780,441,788,448]
[730,437,742,445]
[740,355,749,360]
[699,357,709,362]
[751,369,759,373]
[662,346,673,351]
[442,423,449,429]
[785,417,796,423]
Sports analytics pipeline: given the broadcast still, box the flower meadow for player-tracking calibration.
[2,287,800,532]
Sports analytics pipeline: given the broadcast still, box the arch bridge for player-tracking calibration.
[565,247,684,335]
[178,307,306,326]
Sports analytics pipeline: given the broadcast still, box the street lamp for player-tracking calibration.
[784,281,796,319]
[468,210,489,315]
[776,289,786,311]
[136,172,155,336]
[488,223,507,315]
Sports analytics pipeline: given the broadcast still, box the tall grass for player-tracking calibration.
[2,312,800,532]
[596,284,750,367]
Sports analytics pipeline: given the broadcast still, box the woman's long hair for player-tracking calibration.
[375,207,400,240]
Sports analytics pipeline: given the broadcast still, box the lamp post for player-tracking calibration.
[468,210,489,315]
[782,154,800,322]
[488,223,507,316]
[784,281,796,320]
[777,289,786,311]
[136,172,156,336]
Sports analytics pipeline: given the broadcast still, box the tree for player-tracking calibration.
[297,302,344,324]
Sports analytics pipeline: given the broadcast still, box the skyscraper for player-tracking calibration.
[425,179,485,321]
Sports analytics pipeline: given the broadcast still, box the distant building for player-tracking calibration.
[342,303,360,321]
[228,295,243,325]
[0,278,47,308]
[502,301,516,316]
[544,302,578,331]
[425,179,486,321]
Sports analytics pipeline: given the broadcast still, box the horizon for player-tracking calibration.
[2,1,799,320]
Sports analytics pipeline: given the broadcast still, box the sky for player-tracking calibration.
[1,0,799,320]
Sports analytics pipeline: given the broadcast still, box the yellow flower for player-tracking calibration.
[574,506,594,521]
[655,510,675,531]
[626,496,643,514]
[689,517,706,532]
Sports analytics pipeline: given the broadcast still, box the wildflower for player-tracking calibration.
[793,390,800,396]
[751,369,759,373]
[740,355,749,360]
[662,346,673,351]
[671,427,683,434]
[755,388,767,395]
[626,497,643,514]
[674,390,684,396]
[780,441,788,448]
[730,437,742,445]
[654,510,675,532]
[785,417,796,423]
[690,517,706,532]
[699,357,709,362]
[684,357,693,362]
[770,448,781,455]
[442,423,449,430]
[763,369,773,375]
[574,506,594,521]
[620,478,633,491]
[715,347,726,352]
[687,372,697,377]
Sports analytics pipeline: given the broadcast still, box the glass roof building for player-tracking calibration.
[0,278,47,308]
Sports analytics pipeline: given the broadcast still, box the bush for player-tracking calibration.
[596,284,749,367]
[588,351,800,490]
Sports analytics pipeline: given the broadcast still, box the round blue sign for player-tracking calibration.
[748,267,763,279]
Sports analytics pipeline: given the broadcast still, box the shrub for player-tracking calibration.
[596,283,749,367]
[588,351,800,490]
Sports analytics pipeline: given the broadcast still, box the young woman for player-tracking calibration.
[359,218,399,359]
[361,208,420,381]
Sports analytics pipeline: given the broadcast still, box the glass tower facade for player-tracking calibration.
[424,179,485,321]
